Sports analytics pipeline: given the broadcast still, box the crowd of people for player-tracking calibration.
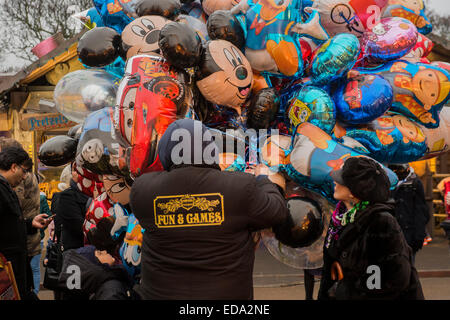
[0,121,446,300]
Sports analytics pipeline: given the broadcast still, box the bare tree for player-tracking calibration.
[0,0,92,63]
[426,8,450,49]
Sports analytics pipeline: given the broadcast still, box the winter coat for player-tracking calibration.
[318,200,424,300]
[58,246,132,300]
[54,180,91,250]
[130,165,290,300]
[390,174,430,252]
[15,174,41,257]
[0,174,37,298]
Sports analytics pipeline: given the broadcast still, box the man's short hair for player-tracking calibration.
[0,146,33,171]
[0,137,22,150]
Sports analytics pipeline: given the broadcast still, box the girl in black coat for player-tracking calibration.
[318,157,424,300]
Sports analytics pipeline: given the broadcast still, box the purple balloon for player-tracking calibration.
[362,17,418,64]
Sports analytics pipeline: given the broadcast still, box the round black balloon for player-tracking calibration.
[247,88,280,130]
[135,0,181,19]
[207,10,246,50]
[38,135,78,167]
[159,22,203,69]
[67,124,83,140]
[286,197,324,247]
[77,27,123,67]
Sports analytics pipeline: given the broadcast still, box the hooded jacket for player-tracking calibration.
[318,200,424,300]
[130,119,290,300]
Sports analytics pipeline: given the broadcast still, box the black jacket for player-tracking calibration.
[0,174,37,298]
[391,175,430,252]
[318,200,424,300]
[130,165,290,300]
[54,180,90,250]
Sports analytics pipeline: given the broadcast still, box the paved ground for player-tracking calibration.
[37,228,450,300]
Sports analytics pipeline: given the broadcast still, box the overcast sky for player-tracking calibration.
[0,0,449,73]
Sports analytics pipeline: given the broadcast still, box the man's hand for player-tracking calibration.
[32,214,53,229]
[254,164,286,191]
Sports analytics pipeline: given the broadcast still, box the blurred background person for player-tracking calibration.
[389,164,430,263]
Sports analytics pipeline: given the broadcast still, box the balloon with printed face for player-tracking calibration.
[76,107,129,177]
[332,72,393,124]
[354,61,450,128]
[420,108,450,160]
[362,17,418,64]
[382,0,432,35]
[284,86,336,134]
[402,33,434,63]
[333,113,428,163]
[114,54,192,177]
[38,135,78,167]
[309,33,360,85]
[207,0,330,78]
[54,70,119,124]
[260,122,398,202]
[310,0,388,38]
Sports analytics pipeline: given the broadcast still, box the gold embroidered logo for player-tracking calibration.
[154,193,224,228]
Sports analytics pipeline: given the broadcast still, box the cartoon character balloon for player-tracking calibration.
[310,0,388,38]
[355,61,450,128]
[361,17,418,65]
[260,122,398,202]
[159,22,254,115]
[114,54,192,177]
[332,72,393,124]
[382,0,432,35]
[334,113,428,163]
[283,86,336,134]
[207,0,329,78]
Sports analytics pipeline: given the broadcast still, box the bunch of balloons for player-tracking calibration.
[38,0,450,271]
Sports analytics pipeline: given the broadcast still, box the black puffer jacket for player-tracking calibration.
[318,200,424,300]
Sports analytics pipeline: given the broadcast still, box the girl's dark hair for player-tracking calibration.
[0,146,33,171]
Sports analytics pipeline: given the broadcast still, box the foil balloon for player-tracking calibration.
[114,54,191,177]
[334,113,428,163]
[402,33,434,63]
[73,162,105,198]
[362,17,418,64]
[83,191,115,236]
[54,69,119,124]
[176,14,209,43]
[332,72,393,124]
[420,108,450,160]
[93,0,133,33]
[202,0,241,15]
[284,196,325,247]
[38,135,78,167]
[310,0,388,38]
[284,86,336,134]
[260,122,398,202]
[355,61,450,128]
[309,33,360,85]
[247,87,280,130]
[261,183,331,269]
[76,107,129,177]
[181,0,208,23]
[208,0,329,78]
[382,0,432,35]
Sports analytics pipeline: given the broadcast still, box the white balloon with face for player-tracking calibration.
[82,138,104,163]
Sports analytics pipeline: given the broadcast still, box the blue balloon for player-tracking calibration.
[260,123,398,203]
[332,73,393,125]
[283,86,336,134]
[309,33,360,85]
[334,113,428,164]
[355,60,450,128]
[93,0,133,33]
